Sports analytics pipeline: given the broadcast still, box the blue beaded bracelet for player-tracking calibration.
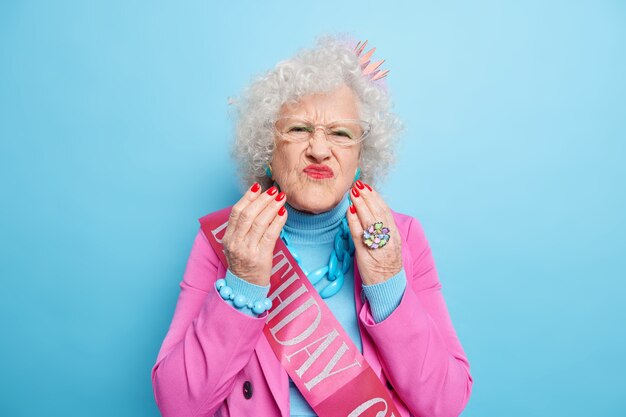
[215,279,273,315]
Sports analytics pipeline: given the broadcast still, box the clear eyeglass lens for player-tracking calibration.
[275,118,368,145]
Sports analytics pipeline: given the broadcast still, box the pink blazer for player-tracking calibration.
[151,209,473,417]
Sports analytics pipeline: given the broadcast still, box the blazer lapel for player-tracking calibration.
[218,259,289,417]
[353,259,383,379]
[255,336,289,417]
[353,210,413,382]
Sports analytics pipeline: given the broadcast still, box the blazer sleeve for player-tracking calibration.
[358,216,473,417]
[151,228,268,417]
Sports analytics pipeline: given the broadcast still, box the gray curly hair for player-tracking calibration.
[229,33,404,192]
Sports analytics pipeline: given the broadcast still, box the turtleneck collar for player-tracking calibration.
[283,190,351,244]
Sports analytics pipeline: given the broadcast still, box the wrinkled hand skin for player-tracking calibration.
[346,181,403,286]
[222,185,288,286]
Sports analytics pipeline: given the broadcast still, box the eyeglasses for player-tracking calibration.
[269,116,371,147]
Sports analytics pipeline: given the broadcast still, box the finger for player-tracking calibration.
[356,181,393,226]
[346,203,365,249]
[230,185,281,243]
[247,191,288,246]
[359,182,399,246]
[224,182,263,242]
[258,202,288,251]
[349,185,376,230]
[347,201,393,253]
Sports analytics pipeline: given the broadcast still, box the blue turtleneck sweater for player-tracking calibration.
[222,190,407,417]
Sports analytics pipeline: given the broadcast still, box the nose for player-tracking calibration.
[305,128,332,161]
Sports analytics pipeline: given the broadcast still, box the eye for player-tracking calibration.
[288,125,311,133]
[330,129,354,139]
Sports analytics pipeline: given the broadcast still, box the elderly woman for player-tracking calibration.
[151,35,472,417]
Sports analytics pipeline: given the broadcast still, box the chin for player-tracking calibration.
[293,194,336,214]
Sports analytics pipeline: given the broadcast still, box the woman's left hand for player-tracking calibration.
[345,181,403,285]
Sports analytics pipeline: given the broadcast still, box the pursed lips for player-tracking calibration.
[303,164,334,179]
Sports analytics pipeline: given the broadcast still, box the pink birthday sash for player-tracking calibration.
[199,206,400,417]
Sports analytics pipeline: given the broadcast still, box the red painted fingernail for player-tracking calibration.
[250,182,260,193]
[349,205,356,214]
[364,183,372,192]
[278,206,286,216]
[275,191,286,201]
[351,187,360,198]
[267,186,278,195]
[355,180,365,190]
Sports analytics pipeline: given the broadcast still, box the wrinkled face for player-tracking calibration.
[270,84,362,214]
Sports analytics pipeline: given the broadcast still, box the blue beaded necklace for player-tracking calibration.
[279,216,355,299]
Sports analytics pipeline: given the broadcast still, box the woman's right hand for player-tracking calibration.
[221,183,288,286]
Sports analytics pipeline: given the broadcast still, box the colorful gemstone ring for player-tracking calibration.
[362,222,391,249]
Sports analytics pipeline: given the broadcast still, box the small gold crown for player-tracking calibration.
[354,40,389,81]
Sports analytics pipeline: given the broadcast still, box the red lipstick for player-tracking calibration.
[303,164,334,179]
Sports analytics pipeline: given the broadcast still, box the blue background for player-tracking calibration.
[1,1,624,416]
